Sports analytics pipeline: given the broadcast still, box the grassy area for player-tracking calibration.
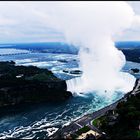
[137,131,140,138]
[92,116,107,128]
[92,119,99,127]
[75,125,90,135]
[69,126,91,139]
[0,61,60,88]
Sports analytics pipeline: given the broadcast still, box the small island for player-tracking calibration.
[130,68,139,74]
[0,61,72,108]
[63,69,82,75]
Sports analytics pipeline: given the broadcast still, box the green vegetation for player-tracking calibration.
[70,125,91,139]
[92,116,107,128]
[76,125,90,135]
[137,131,140,138]
[0,61,59,88]
[0,61,72,108]
[92,87,140,139]
[27,72,57,82]
[92,119,98,127]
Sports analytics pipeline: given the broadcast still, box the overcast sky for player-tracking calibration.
[0,1,140,44]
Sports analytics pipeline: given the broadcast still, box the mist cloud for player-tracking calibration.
[43,1,136,95]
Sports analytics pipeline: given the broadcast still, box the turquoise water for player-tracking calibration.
[0,51,139,139]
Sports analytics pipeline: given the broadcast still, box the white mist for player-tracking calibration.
[46,2,136,95]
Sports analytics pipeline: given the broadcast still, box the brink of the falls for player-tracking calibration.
[66,72,136,95]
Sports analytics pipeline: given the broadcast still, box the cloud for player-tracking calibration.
[0,1,139,43]
[0,2,64,43]
[0,16,16,26]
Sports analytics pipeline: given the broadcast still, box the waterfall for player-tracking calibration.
[66,77,83,94]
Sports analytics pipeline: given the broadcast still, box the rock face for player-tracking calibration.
[0,61,72,108]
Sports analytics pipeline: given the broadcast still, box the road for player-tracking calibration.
[49,79,140,139]
[132,79,140,95]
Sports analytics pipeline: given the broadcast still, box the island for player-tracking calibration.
[130,68,139,74]
[0,61,72,108]
[63,69,83,75]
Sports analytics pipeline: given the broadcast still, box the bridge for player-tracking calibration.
[0,52,30,56]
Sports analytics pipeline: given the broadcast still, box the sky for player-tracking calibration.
[0,1,140,44]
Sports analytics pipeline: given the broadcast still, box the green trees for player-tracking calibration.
[116,93,140,128]
[93,88,140,139]
[0,61,72,108]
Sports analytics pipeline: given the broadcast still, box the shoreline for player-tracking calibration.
[49,78,140,139]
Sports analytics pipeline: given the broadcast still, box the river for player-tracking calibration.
[0,50,139,139]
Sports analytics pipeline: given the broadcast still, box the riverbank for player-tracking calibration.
[92,79,140,139]
[49,78,140,139]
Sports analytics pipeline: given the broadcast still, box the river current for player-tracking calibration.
[0,50,140,139]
